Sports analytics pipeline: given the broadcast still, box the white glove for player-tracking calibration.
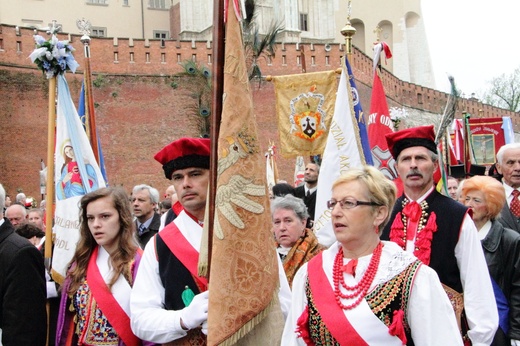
[180,291,209,330]
[201,321,208,335]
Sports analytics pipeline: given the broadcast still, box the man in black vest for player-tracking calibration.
[496,143,520,233]
[381,125,498,345]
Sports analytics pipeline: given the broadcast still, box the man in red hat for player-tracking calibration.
[130,137,290,344]
[381,125,498,345]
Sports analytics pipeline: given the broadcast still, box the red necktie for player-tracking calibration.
[402,201,422,240]
[511,190,520,218]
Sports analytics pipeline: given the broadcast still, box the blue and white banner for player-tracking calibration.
[52,75,106,281]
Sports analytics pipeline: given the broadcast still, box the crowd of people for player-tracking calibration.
[1,130,520,345]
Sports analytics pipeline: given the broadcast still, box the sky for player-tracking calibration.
[421,0,519,97]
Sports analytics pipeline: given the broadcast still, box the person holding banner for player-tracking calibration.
[55,187,146,346]
[282,166,462,345]
[131,137,291,344]
[461,176,520,345]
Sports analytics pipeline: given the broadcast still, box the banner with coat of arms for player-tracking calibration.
[272,71,337,158]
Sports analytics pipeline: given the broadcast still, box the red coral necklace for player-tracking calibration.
[333,242,383,310]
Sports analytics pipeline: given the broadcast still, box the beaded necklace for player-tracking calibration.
[332,242,383,310]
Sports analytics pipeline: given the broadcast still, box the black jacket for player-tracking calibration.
[136,213,161,248]
[0,218,46,345]
[482,220,520,344]
[497,203,520,234]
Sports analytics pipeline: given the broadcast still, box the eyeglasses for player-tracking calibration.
[327,198,381,210]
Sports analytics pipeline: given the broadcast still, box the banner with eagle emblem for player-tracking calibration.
[272,71,337,158]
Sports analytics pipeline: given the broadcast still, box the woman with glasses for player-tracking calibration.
[271,194,324,287]
[461,176,520,345]
[282,166,462,345]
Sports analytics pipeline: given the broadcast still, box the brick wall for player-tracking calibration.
[0,24,518,201]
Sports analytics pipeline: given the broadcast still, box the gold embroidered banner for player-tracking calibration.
[272,71,337,158]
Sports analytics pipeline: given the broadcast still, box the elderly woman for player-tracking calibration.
[461,176,520,345]
[282,166,462,345]
[272,195,323,287]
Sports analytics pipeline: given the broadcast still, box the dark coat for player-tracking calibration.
[497,204,520,234]
[294,185,317,224]
[0,218,47,346]
[136,213,161,248]
[482,221,520,344]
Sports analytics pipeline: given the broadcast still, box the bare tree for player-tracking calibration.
[480,66,520,112]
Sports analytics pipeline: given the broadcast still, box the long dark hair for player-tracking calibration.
[67,187,137,295]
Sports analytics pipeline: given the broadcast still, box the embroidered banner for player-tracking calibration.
[272,71,337,158]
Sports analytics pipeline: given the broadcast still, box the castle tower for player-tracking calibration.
[335,0,435,89]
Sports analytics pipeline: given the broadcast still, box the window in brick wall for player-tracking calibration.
[192,54,196,62]
[17,41,21,52]
[114,52,118,62]
[146,52,150,63]
[282,55,286,65]
[296,55,301,66]
[87,0,108,4]
[325,56,330,65]
[177,53,181,63]
[299,13,308,32]
[130,52,134,62]
[161,52,166,63]
[149,0,166,9]
[0,39,3,50]
[311,56,315,66]
[91,27,107,37]
[207,54,212,64]
[417,93,423,104]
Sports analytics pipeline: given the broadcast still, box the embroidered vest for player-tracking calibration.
[382,190,466,292]
[305,260,420,346]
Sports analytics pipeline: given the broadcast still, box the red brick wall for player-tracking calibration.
[0,24,517,201]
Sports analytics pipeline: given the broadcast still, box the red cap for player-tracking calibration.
[154,138,210,179]
[385,125,437,159]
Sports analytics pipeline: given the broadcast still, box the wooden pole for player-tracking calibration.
[207,0,225,277]
[44,76,56,265]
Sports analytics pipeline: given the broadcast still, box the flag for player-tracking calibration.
[265,145,276,192]
[367,71,398,181]
[207,1,284,344]
[52,74,106,282]
[78,81,108,183]
[346,55,373,165]
[314,56,368,247]
[272,71,336,158]
[293,156,305,187]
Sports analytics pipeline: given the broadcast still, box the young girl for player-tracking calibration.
[56,187,148,346]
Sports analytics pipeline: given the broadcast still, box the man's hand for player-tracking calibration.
[180,291,209,330]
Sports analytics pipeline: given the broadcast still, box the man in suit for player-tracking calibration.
[496,143,520,233]
[0,183,47,345]
[294,162,319,227]
[131,184,161,248]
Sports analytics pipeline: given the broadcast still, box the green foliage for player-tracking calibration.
[242,0,284,82]
[92,74,107,88]
[479,66,520,112]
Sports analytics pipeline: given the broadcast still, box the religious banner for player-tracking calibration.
[206,0,284,343]
[272,71,337,158]
[468,117,506,165]
[293,156,305,187]
[52,74,106,282]
[314,56,368,247]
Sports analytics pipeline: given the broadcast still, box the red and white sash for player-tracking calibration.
[159,211,208,291]
[86,246,140,346]
[307,244,404,345]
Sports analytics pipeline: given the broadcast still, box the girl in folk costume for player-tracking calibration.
[282,166,462,346]
[56,187,151,346]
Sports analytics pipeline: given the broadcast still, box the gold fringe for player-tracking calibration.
[215,294,280,346]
